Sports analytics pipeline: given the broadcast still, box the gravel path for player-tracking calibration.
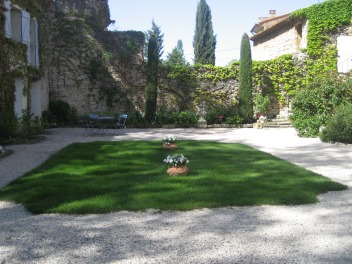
[0,127,351,263]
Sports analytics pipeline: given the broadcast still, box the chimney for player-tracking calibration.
[269,10,276,18]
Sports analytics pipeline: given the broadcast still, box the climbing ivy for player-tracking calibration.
[193,64,239,83]
[252,54,306,103]
[0,0,50,142]
[292,0,352,79]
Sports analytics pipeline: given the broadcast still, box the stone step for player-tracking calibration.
[265,124,293,128]
[268,121,292,125]
[265,118,292,128]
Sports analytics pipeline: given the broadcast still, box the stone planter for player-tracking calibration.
[166,166,189,176]
[163,143,177,150]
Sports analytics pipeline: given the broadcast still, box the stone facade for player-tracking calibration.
[251,16,308,61]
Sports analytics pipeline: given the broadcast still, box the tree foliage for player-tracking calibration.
[238,33,253,123]
[193,0,216,65]
[164,40,189,67]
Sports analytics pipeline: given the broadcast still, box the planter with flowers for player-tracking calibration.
[162,135,177,150]
[163,154,189,176]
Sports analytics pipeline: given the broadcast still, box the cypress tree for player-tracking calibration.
[144,20,164,62]
[193,0,216,65]
[238,33,253,123]
[144,34,159,124]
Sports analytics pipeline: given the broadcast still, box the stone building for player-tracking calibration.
[250,9,352,73]
[250,10,308,62]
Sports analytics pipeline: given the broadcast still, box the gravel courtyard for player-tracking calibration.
[0,127,351,263]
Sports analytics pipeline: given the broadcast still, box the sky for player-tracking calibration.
[108,0,326,66]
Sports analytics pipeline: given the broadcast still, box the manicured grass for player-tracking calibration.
[0,141,347,214]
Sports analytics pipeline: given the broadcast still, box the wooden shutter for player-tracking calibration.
[21,10,31,64]
[33,18,40,67]
[4,1,12,38]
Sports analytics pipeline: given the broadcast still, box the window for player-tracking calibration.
[4,1,37,65]
[295,23,303,51]
[21,10,31,64]
[10,6,21,41]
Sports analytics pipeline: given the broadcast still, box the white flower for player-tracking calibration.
[163,154,189,167]
[162,135,177,144]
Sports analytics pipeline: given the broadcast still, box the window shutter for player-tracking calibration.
[33,18,40,67]
[21,10,31,64]
[4,1,12,38]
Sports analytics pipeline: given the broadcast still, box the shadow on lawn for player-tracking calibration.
[0,141,346,214]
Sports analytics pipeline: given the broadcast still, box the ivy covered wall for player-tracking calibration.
[292,0,352,79]
[3,0,349,121]
[45,0,145,114]
[0,0,50,138]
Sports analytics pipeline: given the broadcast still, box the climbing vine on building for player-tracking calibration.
[252,54,306,103]
[292,0,352,79]
[0,0,49,142]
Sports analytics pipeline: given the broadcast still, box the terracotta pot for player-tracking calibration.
[162,143,177,150]
[166,166,189,176]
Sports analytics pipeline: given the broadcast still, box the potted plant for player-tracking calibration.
[163,154,189,176]
[162,135,177,150]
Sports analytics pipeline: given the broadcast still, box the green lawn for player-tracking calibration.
[0,140,347,214]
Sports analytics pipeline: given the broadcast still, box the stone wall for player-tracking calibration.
[53,0,110,28]
[43,0,285,118]
[45,0,146,115]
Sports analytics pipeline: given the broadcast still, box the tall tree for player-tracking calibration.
[193,0,216,65]
[144,20,164,62]
[164,40,189,66]
[238,33,253,123]
[144,28,160,123]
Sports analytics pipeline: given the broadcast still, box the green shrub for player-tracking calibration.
[320,103,352,144]
[175,111,199,126]
[0,111,18,144]
[45,100,77,125]
[0,109,44,144]
[205,106,242,124]
[17,110,44,138]
[126,111,148,128]
[291,75,352,137]
[225,116,244,125]
[154,109,177,125]
[154,109,198,126]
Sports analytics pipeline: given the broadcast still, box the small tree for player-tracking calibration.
[238,33,253,123]
[164,40,189,67]
[193,0,216,65]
